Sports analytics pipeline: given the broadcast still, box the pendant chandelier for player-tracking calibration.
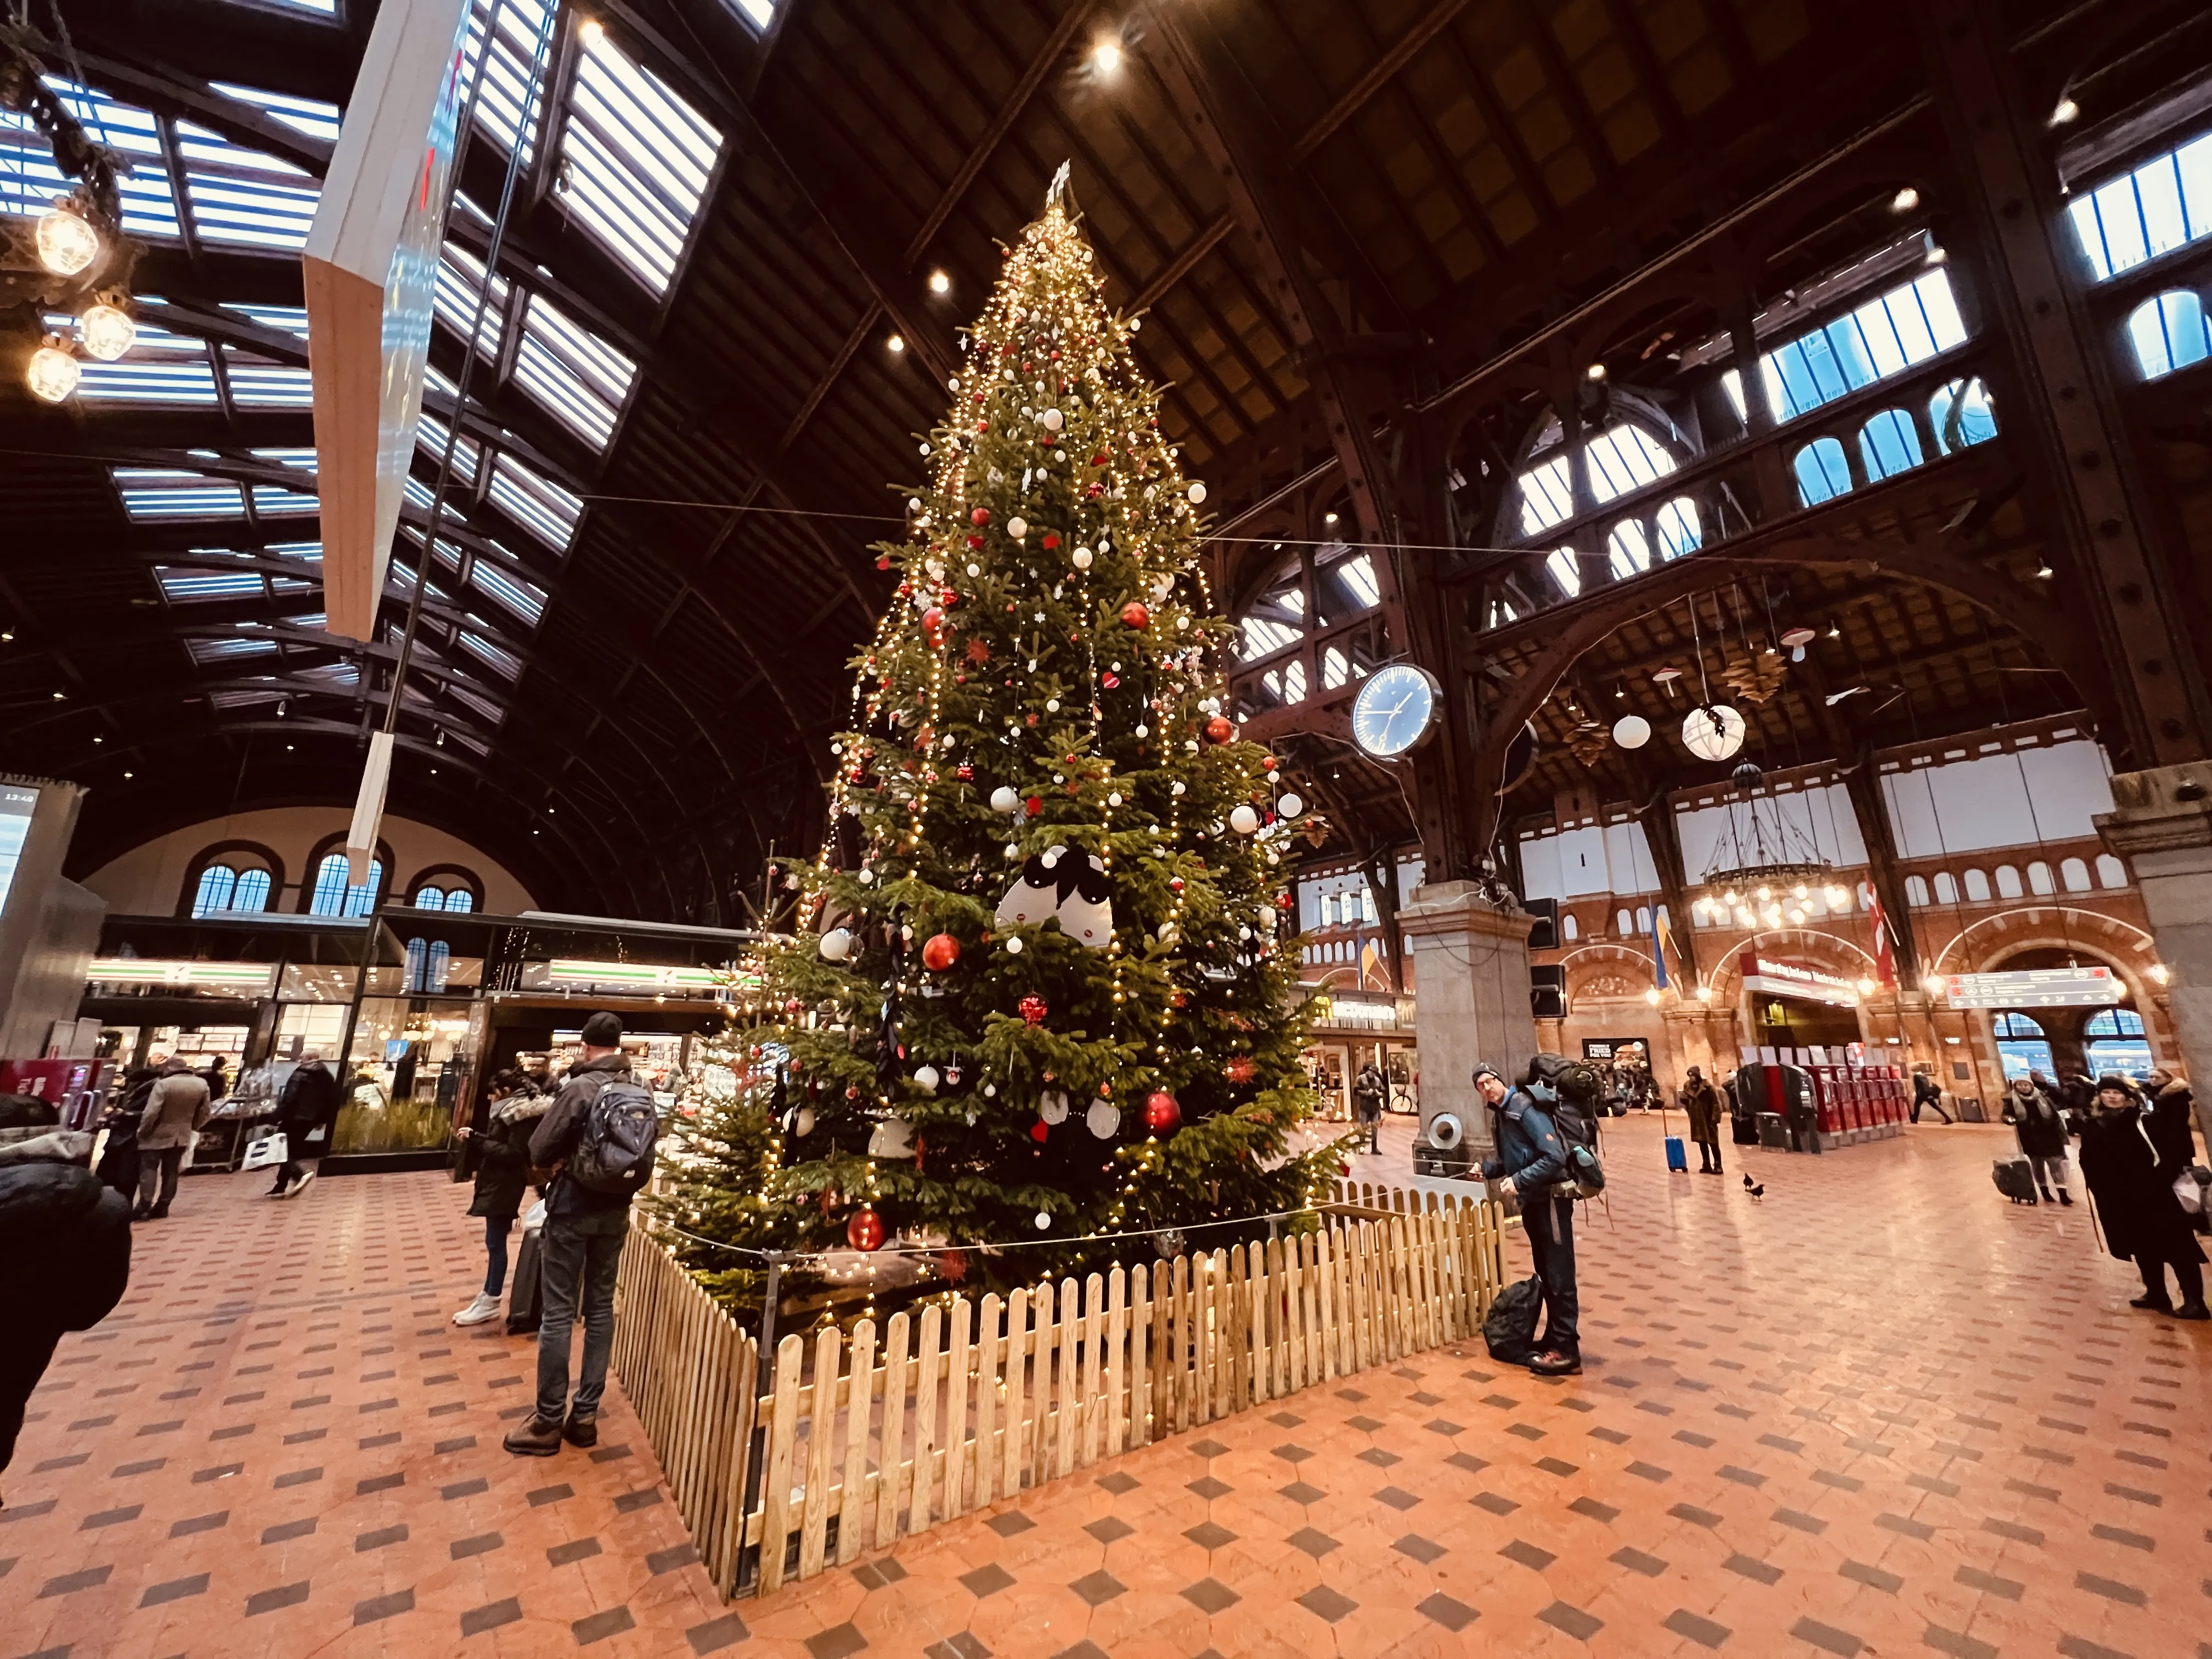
[1692,773,1849,931]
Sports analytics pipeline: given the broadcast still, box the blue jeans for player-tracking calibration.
[483,1214,511,1296]
[534,1217,627,1424]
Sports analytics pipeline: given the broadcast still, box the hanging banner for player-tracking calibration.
[1943,967,2121,1009]
[304,0,473,642]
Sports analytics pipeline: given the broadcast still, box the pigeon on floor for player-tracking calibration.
[1742,1173,1765,1201]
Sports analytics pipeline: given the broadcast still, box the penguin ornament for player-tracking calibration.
[994,844,1115,947]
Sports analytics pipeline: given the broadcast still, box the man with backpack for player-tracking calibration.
[1475,1057,1599,1377]
[505,1012,659,1457]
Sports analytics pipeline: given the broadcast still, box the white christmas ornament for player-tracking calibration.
[1107,791,1122,806]
[1039,1090,1070,1125]
[819,928,853,961]
[1072,548,1093,570]
[867,1115,916,1159]
[1277,793,1304,817]
[1151,574,1173,602]
[1171,781,1186,795]
[995,844,1115,946]
[1041,408,1063,431]
[913,1065,940,1093]
[1034,1211,1054,1231]
[1188,482,1207,504]
[1612,714,1652,749]
[1005,935,1024,953]
[1008,516,1028,539]
[1229,805,1260,835]
[856,868,875,885]
[793,1105,816,1138]
[1087,1099,1121,1138]
[990,785,1021,814]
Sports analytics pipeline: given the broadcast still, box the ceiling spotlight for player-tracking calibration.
[26,341,79,404]
[1091,38,1122,74]
[35,203,99,276]
[885,332,906,353]
[2050,96,2079,126]
[578,17,605,44]
[928,269,951,295]
[123,770,132,778]
[1926,246,1949,265]
[50,690,64,701]
[2035,562,2054,579]
[1585,362,1607,381]
[1890,186,1920,213]
[92,735,101,743]
[1323,510,1339,525]
[1825,616,1841,639]
[79,302,136,362]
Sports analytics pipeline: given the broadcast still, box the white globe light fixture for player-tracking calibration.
[35,204,99,276]
[78,302,136,362]
[26,342,79,404]
[1681,703,1745,761]
[1612,713,1651,749]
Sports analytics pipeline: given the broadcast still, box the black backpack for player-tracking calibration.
[1525,1055,1606,1195]
[566,1075,660,1196]
[1483,1276,1543,1363]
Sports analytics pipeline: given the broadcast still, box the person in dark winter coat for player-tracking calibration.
[94,1066,155,1202]
[2002,1074,2073,1205]
[451,1071,549,1327]
[2141,1070,2200,1175]
[1,1154,132,1491]
[2076,1075,2209,1319]
[1351,1061,1385,1154]
[1679,1066,1723,1173]
[1911,1070,1953,1124]
[1475,1061,1582,1376]
[269,1052,342,1199]
[1724,1070,1759,1144]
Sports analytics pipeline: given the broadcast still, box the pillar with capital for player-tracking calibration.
[2096,765,2212,1097]
[1396,882,1539,1164]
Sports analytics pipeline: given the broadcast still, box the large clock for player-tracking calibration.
[1351,663,1441,758]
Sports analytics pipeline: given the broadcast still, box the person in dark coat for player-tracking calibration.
[1,1154,132,1493]
[1475,1061,1582,1376]
[451,1071,549,1327]
[1679,1066,1723,1173]
[269,1051,341,1199]
[2002,1074,2073,1205]
[2076,1075,2209,1319]
[94,1066,156,1203]
[2141,1070,2200,1172]
[1911,1070,1953,1124]
[1351,1061,1385,1154]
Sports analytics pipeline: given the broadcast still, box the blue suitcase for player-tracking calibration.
[1664,1136,1688,1171]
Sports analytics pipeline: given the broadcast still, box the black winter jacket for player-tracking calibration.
[1480,1088,1571,1193]
[468,1091,550,1220]
[276,1061,342,1138]
[2078,1104,2205,1265]
[0,1162,132,1333]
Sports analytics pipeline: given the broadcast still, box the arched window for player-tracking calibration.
[1547,548,1582,598]
[1655,497,1702,559]
[2060,857,2091,891]
[2125,291,2212,381]
[2027,861,2055,895]
[414,885,448,910]
[1933,871,1960,904]
[403,938,454,994]
[1991,1012,2044,1036]
[189,858,274,918]
[1607,521,1651,578]
[1793,438,1852,505]
[1992,1010,2054,1080]
[2096,854,2128,889]
[1929,378,1997,452]
[1963,868,1992,902]
[308,853,383,918]
[2086,1005,2153,1079]
[2087,1007,2146,1037]
[1858,409,1925,480]
[1995,865,2023,899]
[1561,912,1579,941]
[1616,908,1633,937]
[1635,905,1651,934]
[1905,874,1930,906]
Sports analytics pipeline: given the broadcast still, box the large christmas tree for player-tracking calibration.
[661,178,1341,1299]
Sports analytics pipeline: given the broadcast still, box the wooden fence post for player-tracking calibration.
[874,1311,910,1550]
[910,1302,943,1537]
[944,1296,972,1520]
[837,1319,875,1565]
[757,1333,804,1595]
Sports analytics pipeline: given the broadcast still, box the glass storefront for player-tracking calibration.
[332,994,483,1155]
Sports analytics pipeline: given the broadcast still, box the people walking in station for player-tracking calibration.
[453,1070,548,1327]
[2002,1073,2074,1204]
[1474,1061,1583,1376]
[1351,1059,1385,1155]
[2076,1074,2209,1319]
[269,1049,341,1199]
[1911,1069,1953,1124]
[1679,1065,1724,1173]
[506,1013,660,1456]
[133,1057,210,1221]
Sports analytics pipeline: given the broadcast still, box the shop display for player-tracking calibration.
[656,183,1340,1298]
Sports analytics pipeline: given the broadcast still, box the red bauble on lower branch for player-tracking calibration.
[1018,994,1048,1026]
[921,932,960,971]
[1119,600,1150,630]
[1144,1090,1182,1133]
[846,1207,885,1251]
[1204,715,1234,744]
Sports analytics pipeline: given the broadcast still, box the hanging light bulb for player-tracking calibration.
[78,302,136,362]
[1612,713,1652,749]
[26,341,80,404]
[35,204,99,276]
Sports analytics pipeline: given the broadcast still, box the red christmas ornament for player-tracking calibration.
[1018,994,1048,1026]
[876,555,893,570]
[956,763,974,780]
[970,506,990,526]
[1225,1056,1257,1084]
[937,1249,969,1285]
[1024,795,1043,816]
[1205,715,1234,744]
[847,1207,886,1252]
[1120,601,1150,630]
[921,932,960,972]
[1030,1119,1049,1142]
[1144,1091,1182,1133]
[922,606,944,633]
[1100,672,1119,689]
[1042,532,1061,550]
[966,534,984,549]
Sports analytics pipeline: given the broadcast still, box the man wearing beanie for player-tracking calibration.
[505,1012,653,1455]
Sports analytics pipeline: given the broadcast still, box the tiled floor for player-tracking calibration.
[5,1118,2208,1658]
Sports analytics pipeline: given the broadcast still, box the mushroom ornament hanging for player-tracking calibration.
[994,845,1115,946]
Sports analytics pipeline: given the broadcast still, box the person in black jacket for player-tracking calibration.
[2002,1074,2073,1205]
[1476,1060,1583,1376]
[94,1066,155,1202]
[1,1154,132,1494]
[2078,1075,2209,1319]
[451,1071,549,1327]
[1351,1061,1385,1154]
[269,1051,341,1199]
[1911,1070,1953,1124]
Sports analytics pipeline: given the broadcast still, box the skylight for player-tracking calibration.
[156,567,264,602]
[1720,268,1967,424]
[487,452,582,550]
[209,83,343,145]
[247,448,319,515]
[189,635,279,663]
[459,631,523,679]
[209,684,286,709]
[727,0,777,29]
[174,117,320,250]
[2069,131,2212,281]
[472,560,549,624]
[1336,552,1382,610]
[113,468,245,520]
[512,292,639,449]
[72,323,218,404]
[462,0,555,162]
[2,81,178,239]
[434,243,510,359]
[224,346,314,407]
[1519,452,1575,536]
[240,0,337,14]
[414,411,483,486]
[449,684,507,726]
[555,26,723,295]
[223,304,312,337]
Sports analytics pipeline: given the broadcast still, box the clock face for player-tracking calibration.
[1352,663,1440,758]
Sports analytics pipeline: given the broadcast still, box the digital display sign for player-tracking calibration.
[0,785,39,920]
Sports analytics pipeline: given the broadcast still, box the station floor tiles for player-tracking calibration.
[4,1119,2208,1658]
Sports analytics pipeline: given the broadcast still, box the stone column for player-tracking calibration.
[1397,881,1539,1162]
[2095,764,2212,1086]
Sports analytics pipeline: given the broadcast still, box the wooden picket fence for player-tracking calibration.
[610,1180,1510,1600]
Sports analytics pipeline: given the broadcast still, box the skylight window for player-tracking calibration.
[189,635,279,663]
[114,468,245,520]
[449,684,506,726]
[1720,269,1967,424]
[156,567,264,602]
[1519,451,1574,536]
[472,560,548,624]
[71,323,218,404]
[1583,425,1678,501]
[511,293,639,449]
[555,26,723,295]
[246,448,318,516]
[2069,132,2212,281]
[487,452,582,550]
[209,83,343,145]
[2,81,178,238]
[459,631,523,679]
[414,411,483,486]
[727,0,777,29]
[1240,616,1301,658]
[224,303,312,337]
[1336,552,1382,608]
[174,117,320,249]
[462,0,555,161]
[223,346,313,407]
[239,0,337,14]
[434,243,510,359]
[210,684,286,708]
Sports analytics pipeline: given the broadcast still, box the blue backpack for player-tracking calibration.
[566,1075,659,1195]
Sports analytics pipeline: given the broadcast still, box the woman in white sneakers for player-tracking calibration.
[452,1071,547,1326]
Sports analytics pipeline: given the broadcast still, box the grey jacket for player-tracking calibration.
[139,1071,212,1151]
